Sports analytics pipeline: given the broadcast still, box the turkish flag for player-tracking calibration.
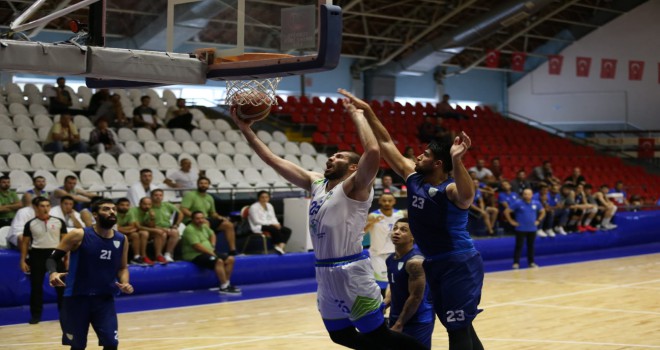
[576,57,592,77]
[638,138,655,158]
[485,50,500,68]
[548,55,563,75]
[600,58,617,79]
[511,52,526,72]
[629,60,645,80]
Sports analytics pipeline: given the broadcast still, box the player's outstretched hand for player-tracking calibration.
[338,88,371,111]
[115,282,134,294]
[450,131,472,160]
[229,105,254,129]
[49,272,68,287]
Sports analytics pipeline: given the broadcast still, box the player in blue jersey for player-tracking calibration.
[385,218,435,348]
[340,89,484,350]
[47,198,133,350]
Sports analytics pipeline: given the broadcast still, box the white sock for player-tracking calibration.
[584,217,592,226]
[220,281,230,289]
[601,216,611,226]
[134,255,140,259]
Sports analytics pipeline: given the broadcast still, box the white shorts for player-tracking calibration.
[370,254,389,283]
[315,256,383,322]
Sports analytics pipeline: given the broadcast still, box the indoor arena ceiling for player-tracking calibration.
[0,0,650,74]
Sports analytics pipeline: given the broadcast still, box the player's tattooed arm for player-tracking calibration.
[392,258,426,332]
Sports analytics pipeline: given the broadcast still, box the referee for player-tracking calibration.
[20,196,67,324]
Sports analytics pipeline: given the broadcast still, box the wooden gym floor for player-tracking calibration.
[1,253,659,349]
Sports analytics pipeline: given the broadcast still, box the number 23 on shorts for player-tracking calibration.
[446,310,465,322]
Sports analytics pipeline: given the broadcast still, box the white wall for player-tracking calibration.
[509,0,660,131]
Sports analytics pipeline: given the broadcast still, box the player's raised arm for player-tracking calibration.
[342,99,380,201]
[338,88,415,179]
[231,106,322,192]
[447,132,475,209]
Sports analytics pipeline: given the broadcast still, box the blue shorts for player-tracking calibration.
[389,317,435,348]
[423,250,484,331]
[61,295,118,348]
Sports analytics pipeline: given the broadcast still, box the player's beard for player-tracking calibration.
[98,215,117,229]
[414,163,432,175]
[325,163,348,180]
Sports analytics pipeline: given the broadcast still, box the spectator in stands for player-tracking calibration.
[49,195,83,230]
[79,196,104,227]
[131,197,170,264]
[164,158,199,190]
[165,98,194,131]
[629,195,643,212]
[115,197,152,266]
[497,180,519,234]
[504,189,545,269]
[21,176,49,208]
[556,184,578,234]
[378,174,401,196]
[594,185,618,230]
[510,170,532,195]
[574,183,598,232]
[181,177,238,256]
[0,175,22,227]
[5,199,36,250]
[417,116,449,144]
[533,183,556,237]
[403,146,416,162]
[435,94,463,120]
[127,169,160,206]
[470,179,498,235]
[564,167,586,186]
[529,161,560,187]
[20,196,67,324]
[608,180,630,207]
[89,119,127,156]
[182,211,240,294]
[43,113,88,153]
[248,191,291,255]
[549,184,568,236]
[469,159,494,182]
[96,94,130,128]
[51,175,96,211]
[490,157,504,183]
[133,96,161,131]
[48,77,73,115]
[87,88,110,117]
[150,189,182,263]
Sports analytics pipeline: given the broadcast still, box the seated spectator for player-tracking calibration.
[529,161,560,187]
[51,175,96,211]
[564,167,586,186]
[49,195,84,230]
[378,174,401,196]
[403,146,416,162]
[511,170,532,195]
[504,189,545,269]
[435,94,463,119]
[89,119,127,156]
[470,179,498,235]
[181,177,238,256]
[574,183,598,232]
[96,94,130,128]
[126,169,160,207]
[418,117,449,144]
[164,158,199,190]
[182,211,240,294]
[557,184,578,234]
[133,96,161,131]
[115,198,152,266]
[594,185,618,230]
[469,159,494,182]
[150,189,182,263]
[21,176,49,208]
[498,180,520,211]
[629,195,643,212]
[87,89,110,117]
[43,113,88,153]
[248,191,292,255]
[550,184,569,235]
[79,196,104,227]
[608,180,630,207]
[131,197,169,264]
[47,77,73,115]
[0,175,22,227]
[490,157,504,183]
[165,98,194,131]
[533,183,556,237]
[5,200,36,250]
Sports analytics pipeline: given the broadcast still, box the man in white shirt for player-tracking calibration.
[468,159,493,181]
[164,158,199,190]
[247,191,291,255]
[49,195,83,230]
[6,201,36,249]
[127,169,160,206]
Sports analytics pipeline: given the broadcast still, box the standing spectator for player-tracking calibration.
[48,77,73,114]
[378,174,401,196]
[5,203,35,250]
[87,89,110,117]
[384,218,434,348]
[115,198,152,266]
[594,185,618,230]
[529,161,560,187]
[510,170,532,195]
[49,195,84,230]
[88,119,127,156]
[0,175,22,227]
[364,193,405,294]
[182,211,240,294]
[131,197,168,264]
[51,175,96,211]
[43,113,88,153]
[468,159,493,182]
[564,167,586,186]
[164,158,199,190]
[248,191,291,255]
[20,197,67,324]
[505,189,545,269]
[470,179,498,235]
[608,180,630,207]
[490,157,504,182]
[150,189,181,262]
[165,98,194,131]
[21,176,49,208]
[126,169,160,207]
[47,198,134,349]
[180,177,238,256]
[133,96,161,131]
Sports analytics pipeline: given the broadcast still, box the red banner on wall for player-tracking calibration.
[511,52,526,71]
[638,138,655,158]
[548,55,563,75]
[576,56,592,77]
[485,50,500,68]
[629,60,645,80]
[600,58,617,79]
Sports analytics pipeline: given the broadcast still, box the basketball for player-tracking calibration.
[234,91,272,122]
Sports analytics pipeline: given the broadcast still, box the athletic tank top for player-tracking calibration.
[405,173,475,258]
[309,178,373,260]
[386,248,434,324]
[64,226,125,297]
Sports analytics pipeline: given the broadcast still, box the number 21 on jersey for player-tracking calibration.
[412,195,425,209]
[100,250,112,260]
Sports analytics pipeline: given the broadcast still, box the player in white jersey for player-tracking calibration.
[364,193,405,294]
[232,98,427,349]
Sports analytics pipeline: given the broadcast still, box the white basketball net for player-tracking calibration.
[225,77,282,106]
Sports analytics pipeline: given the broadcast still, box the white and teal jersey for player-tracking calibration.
[309,178,374,260]
[367,208,404,256]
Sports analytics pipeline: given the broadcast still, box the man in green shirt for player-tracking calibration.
[115,198,152,266]
[151,189,182,263]
[182,211,240,295]
[180,177,237,256]
[0,175,22,227]
[130,197,168,265]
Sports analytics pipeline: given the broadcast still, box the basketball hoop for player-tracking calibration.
[226,77,281,106]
